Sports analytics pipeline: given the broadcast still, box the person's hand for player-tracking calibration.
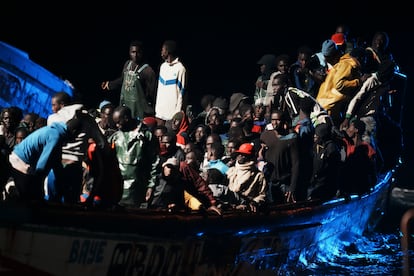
[360,73,370,84]
[249,201,258,213]
[145,187,153,202]
[101,81,109,90]
[340,118,350,131]
[207,205,222,216]
[285,191,296,203]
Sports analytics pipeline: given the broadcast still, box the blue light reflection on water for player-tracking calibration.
[235,230,404,275]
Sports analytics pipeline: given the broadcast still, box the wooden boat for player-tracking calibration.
[0,169,395,275]
[0,40,73,118]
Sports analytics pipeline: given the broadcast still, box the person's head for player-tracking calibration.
[22,112,39,133]
[162,157,179,178]
[257,54,276,78]
[346,119,366,139]
[129,40,144,64]
[321,39,341,66]
[14,126,29,144]
[308,54,327,84]
[331,33,346,54]
[99,104,115,130]
[234,142,255,164]
[271,73,289,96]
[275,54,290,74]
[226,139,241,157]
[371,31,389,52]
[207,141,225,161]
[314,122,332,144]
[295,45,313,69]
[171,111,187,132]
[270,109,287,132]
[192,124,210,144]
[185,149,202,170]
[161,40,178,61]
[112,106,134,131]
[34,116,47,130]
[160,131,177,154]
[205,133,222,151]
[1,106,23,131]
[51,91,71,113]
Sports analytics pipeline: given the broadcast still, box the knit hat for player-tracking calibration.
[99,100,112,111]
[321,40,338,57]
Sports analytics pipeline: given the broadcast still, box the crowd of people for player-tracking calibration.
[0,26,404,215]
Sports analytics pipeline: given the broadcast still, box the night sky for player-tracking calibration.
[2,2,413,173]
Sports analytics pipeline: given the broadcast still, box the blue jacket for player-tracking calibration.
[12,122,67,175]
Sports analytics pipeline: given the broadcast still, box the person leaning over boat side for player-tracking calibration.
[47,92,85,203]
[101,40,157,120]
[227,142,268,212]
[108,105,160,208]
[8,118,83,202]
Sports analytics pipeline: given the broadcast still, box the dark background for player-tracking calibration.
[1,2,413,184]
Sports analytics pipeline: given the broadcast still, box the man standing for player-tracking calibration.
[154,40,187,126]
[101,40,157,119]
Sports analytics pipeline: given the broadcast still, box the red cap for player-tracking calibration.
[235,143,254,155]
[143,116,157,127]
[331,33,345,46]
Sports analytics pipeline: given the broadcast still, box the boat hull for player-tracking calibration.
[0,171,394,275]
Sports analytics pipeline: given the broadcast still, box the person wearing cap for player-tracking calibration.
[150,157,185,211]
[316,46,370,127]
[334,24,356,54]
[229,92,250,119]
[96,101,116,139]
[331,33,346,55]
[227,142,268,212]
[314,39,341,75]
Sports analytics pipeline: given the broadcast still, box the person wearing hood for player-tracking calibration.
[254,54,277,106]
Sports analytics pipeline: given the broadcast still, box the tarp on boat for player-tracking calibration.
[0,41,73,118]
